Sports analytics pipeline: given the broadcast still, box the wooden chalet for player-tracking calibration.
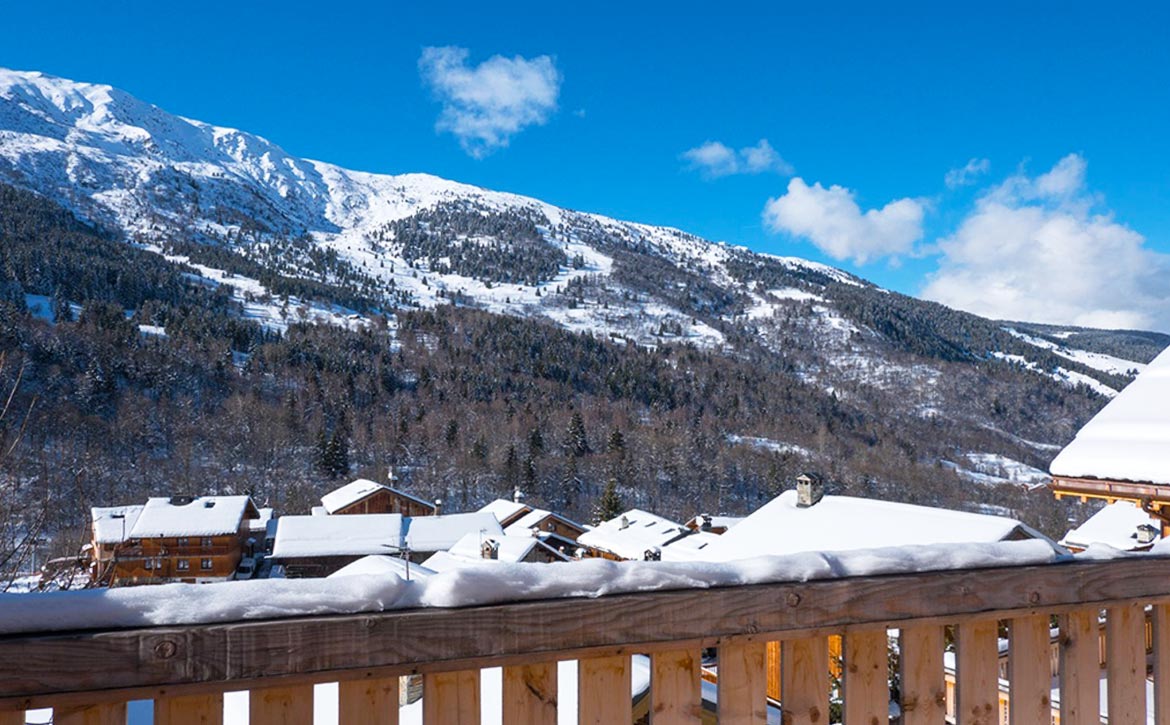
[270,514,405,578]
[576,509,694,561]
[684,513,744,535]
[1050,345,1170,531]
[104,495,261,586]
[88,504,143,584]
[320,478,436,517]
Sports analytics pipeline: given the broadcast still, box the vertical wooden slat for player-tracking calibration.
[578,655,630,725]
[1059,610,1101,725]
[650,649,702,724]
[781,636,829,725]
[900,624,946,725]
[155,693,224,725]
[249,685,313,725]
[54,703,127,725]
[718,641,767,724]
[1107,604,1146,725]
[340,677,400,725]
[423,670,480,724]
[956,619,998,725]
[1009,615,1052,724]
[1155,605,1170,725]
[844,628,888,725]
[503,663,557,725]
[766,641,782,701]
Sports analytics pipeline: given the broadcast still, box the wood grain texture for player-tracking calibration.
[502,663,556,725]
[650,649,702,724]
[1154,605,1170,725]
[1058,610,1101,725]
[423,670,479,725]
[0,712,22,725]
[339,677,399,725]
[1009,615,1052,724]
[1106,603,1146,725]
[4,557,1170,708]
[717,642,766,724]
[956,619,998,725]
[843,628,887,725]
[899,625,945,725]
[578,655,630,725]
[249,684,312,725]
[55,703,128,725]
[780,636,828,725]
[155,693,224,725]
[765,641,781,702]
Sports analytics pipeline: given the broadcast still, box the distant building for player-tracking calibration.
[320,478,436,517]
[88,505,143,584]
[480,498,588,553]
[684,514,744,535]
[577,509,694,561]
[1060,501,1161,553]
[105,496,261,586]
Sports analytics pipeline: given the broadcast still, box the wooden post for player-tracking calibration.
[650,649,702,724]
[1106,604,1146,725]
[423,670,480,724]
[717,641,767,724]
[340,677,399,725]
[249,685,313,725]
[155,693,224,725]
[1059,609,1101,725]
[503,663,557,725]
[54,703,128,725]
[781,636,828,725]
[956,619,998,725]
[900,624,945,725]
[766,641,782,701]
[1154,605,1170,725]
[844,628,888,725]
[578,655,630,725]
[1009,615,1052,724]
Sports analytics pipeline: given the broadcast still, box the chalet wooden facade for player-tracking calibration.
[321,479,436,517]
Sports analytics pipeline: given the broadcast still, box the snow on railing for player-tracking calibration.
[2,540,1170,724]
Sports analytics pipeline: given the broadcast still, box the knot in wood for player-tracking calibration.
[1028,591,1041,604]
[153,640,178,660]
[786,592,802,607]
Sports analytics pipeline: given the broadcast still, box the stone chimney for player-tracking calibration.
[434,499,443,515]
[513,488,525,504]
[480,538,500,560]
[795,473,824,508]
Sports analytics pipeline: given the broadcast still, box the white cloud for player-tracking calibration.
[944,158,991,188]
[682,139,794,178]
[923,154,1170,331]
[762,178,925,264]
[419,46,561,158]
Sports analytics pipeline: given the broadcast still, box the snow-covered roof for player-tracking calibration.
[402,513,503,553]
[660,531,723,561]
[248,507,273,532]
[328,554,435,580]
[320,479,387,513]
[129,496,257,539]
[478,499,532,527]
[577,509,691,560]
[446,532,569,563]
[695,490,1035,563]
[91,505,144,544]
[1060,502,1160,551]
[271,514,404,559]
[1049,345,1170,485]
[503,508,586,536]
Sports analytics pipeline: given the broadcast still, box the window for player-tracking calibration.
[177,537,189,547]
[177,559,190,571]
[144,559,153,570]
[201,537,213,548]
[201,558,213,570]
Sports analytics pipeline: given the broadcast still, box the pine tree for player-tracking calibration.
[566,411,590,457]
[593,477,624,525]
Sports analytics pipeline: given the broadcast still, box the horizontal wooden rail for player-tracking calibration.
[2,556,1170,715]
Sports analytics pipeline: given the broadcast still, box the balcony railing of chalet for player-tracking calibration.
[3,555,1170,724]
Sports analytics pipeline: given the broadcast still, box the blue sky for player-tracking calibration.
[5,1,1170,329]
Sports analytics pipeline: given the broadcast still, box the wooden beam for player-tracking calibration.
[54,703,127,725]
[1009,615,1051,724]
[578,655,630,725]
[0,712,21,725]
[502,663,556,725]
[1106,603,1146,725]
[4,557,1170,706]
[1058,609,1101,725]
[155,693,224,725]
[249,684,312,725]
[843,628,887,725]
[1154,605,1170,725]
[339,677,399,725]
[780,636,828,725]
[899,624,945,725]
[650,649,702,724]
[717,642,766,724]
[956,619,998,725]
[422,670,479,725]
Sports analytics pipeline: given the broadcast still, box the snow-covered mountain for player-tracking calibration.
[0,67,1162,403]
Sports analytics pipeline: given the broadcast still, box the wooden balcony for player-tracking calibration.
[3,555,1170,723]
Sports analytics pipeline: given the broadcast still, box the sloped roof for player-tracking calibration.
[129,496,257,538]
[478,499,532,527]
[576,509,690,560]
[402,513,503,553]
[503,507,587,536]
[328,554,435,580]
[91,505,144,544]
[321,478,436,514]
[271,514,404,559]
[1060,501,1160,551]
[1049,345,1170,485]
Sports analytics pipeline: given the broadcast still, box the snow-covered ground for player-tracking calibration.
[992,352,1119,398]
[1006,328,1146,377]
[941,452,1050,488]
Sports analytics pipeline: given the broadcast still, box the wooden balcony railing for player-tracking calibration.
[3,555,1170,723]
